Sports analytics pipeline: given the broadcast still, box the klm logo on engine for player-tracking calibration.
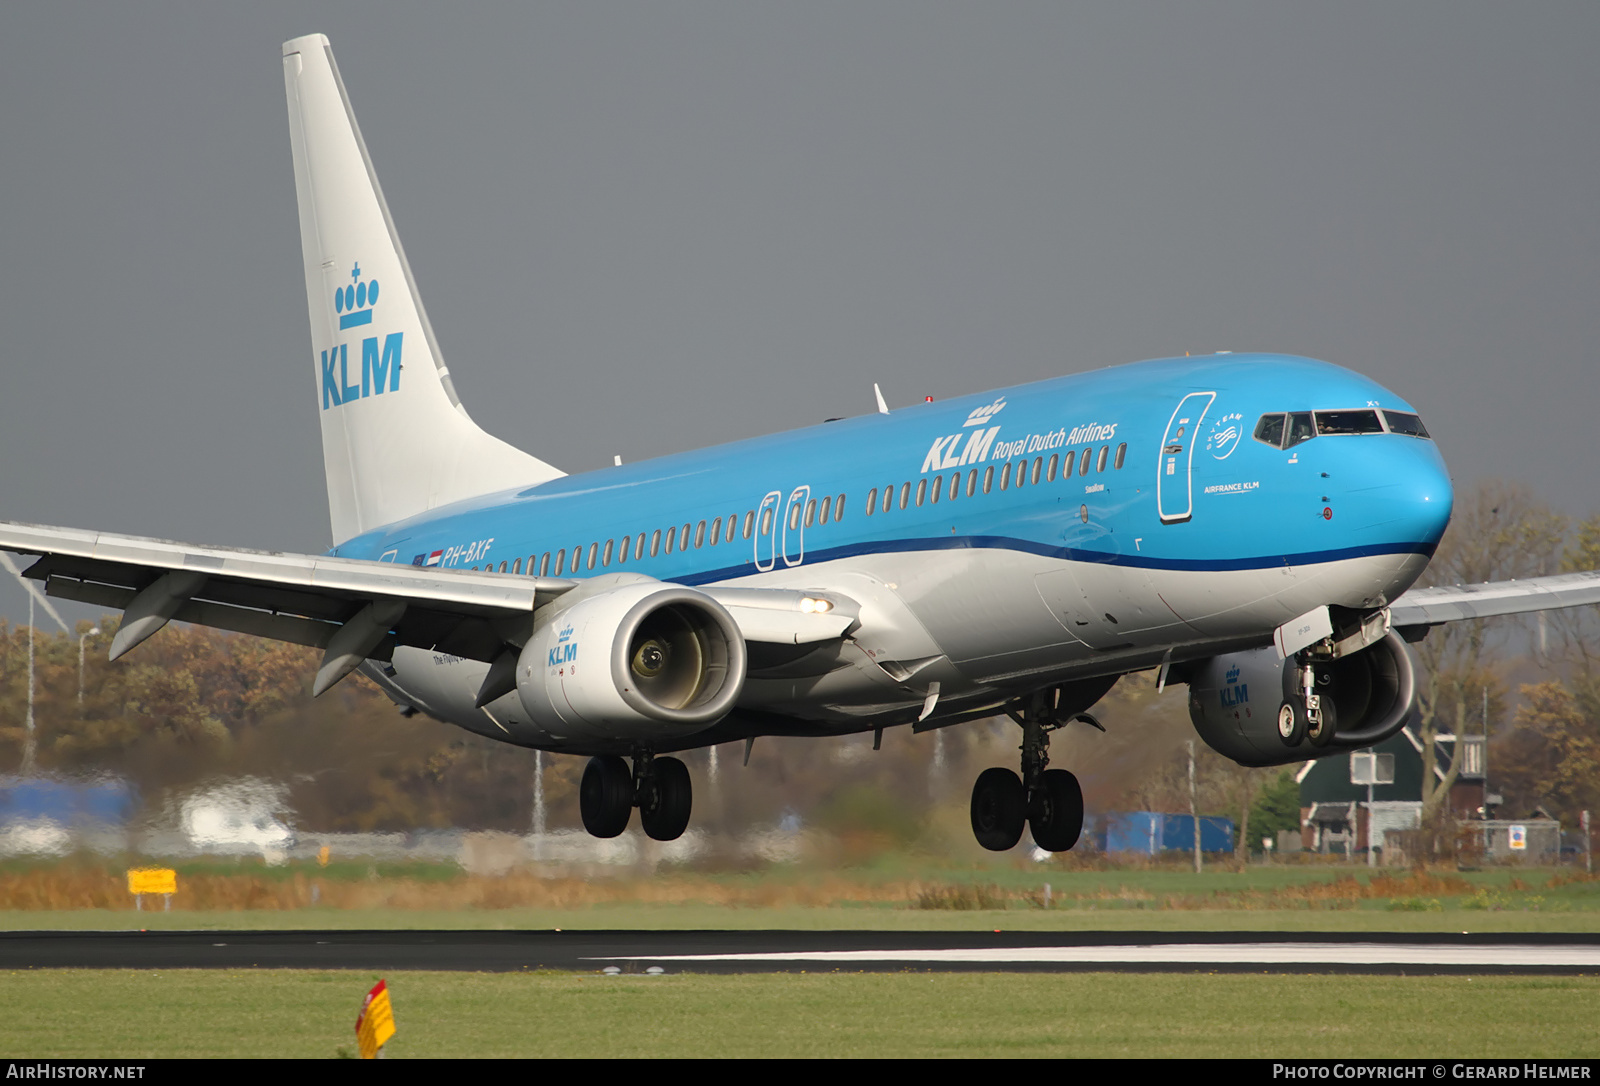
[322,263,402,410]
[1220,663,1248,708]
[548,626,577,668]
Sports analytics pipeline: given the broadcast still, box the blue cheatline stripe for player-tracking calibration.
[339,309,373,330]
[668,535,1438,587]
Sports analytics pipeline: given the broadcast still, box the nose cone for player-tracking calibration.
[1346,437,1454,553]
[1395,442,1453,551]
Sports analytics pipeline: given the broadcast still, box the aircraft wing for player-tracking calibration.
[0,522,855,689]
[1390,570,1600,628]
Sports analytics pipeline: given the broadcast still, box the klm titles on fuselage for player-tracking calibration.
[321,263,402,410]
[919,418,1120,474]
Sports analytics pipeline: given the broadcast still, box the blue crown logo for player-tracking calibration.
[1225,665,1240,684]
[334,263,380,330]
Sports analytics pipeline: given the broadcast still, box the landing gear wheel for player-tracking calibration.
[580,755,633,838]
[1306,698,1337,748]
[1029,769,1084,853]
[639,756,693,842]
[1276,701,1307,747]
[971,767,1026,852]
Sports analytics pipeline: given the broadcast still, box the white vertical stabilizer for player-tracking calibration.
[283,34,563,546]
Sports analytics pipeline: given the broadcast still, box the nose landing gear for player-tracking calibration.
[579,751,694,842]
[969,693,1092,853]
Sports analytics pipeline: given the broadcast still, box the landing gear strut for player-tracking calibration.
[1279,655,1337,748]
[969,693,1088,853]
[579,751,694,842]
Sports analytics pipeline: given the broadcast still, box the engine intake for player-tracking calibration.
[1186,630,1416,767]
[517,577,747,740]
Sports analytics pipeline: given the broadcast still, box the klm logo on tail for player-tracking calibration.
[322,263,402,410]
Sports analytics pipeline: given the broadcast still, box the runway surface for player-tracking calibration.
[3,930,1599,974]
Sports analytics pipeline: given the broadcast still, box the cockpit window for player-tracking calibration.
[1253,413,1285,447]
[1383,410,1430,438]
[1315,409,1384,435]
[1284,412,1315,449]
[1253,411,1316,450]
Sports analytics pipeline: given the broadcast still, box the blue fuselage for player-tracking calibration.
[339,353,1453,749]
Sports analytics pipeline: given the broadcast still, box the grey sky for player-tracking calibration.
[2,3,1597,626]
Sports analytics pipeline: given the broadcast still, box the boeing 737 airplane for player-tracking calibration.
[5,35,1599,852]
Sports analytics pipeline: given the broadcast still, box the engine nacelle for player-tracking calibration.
[516,578,747,740]
[1186,630,1416,767]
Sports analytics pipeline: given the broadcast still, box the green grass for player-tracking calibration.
[3,857,1596,931]
[1,970,1595,1058]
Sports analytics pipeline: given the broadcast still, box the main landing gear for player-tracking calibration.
[970,693,1092,853]
[579,751,693,842]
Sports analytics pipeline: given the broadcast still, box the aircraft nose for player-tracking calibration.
[1375,440,1453,549]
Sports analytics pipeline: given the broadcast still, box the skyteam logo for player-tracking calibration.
[322,261,403,411]
[964,397,1006,427]
[1206,412,1244,460]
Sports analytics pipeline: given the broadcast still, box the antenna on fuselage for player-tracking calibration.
[873,383,889,415]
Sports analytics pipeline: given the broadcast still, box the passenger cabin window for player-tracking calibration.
[834,494,845,520]
[1097,445,1109,472]
[650,530,661,556]
[554,548,566,576]
[695,520,707,548]
[866,487,877,515]
[665,527,677,554]
[1383,410,1430,438]
[915,479,927,506]
[819,496,832,522]
[1062,450,1075,477]
[602,539,614,566]
[1114,442,1127,469]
